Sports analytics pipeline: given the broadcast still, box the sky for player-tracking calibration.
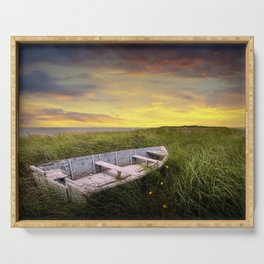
[19,44,245,128]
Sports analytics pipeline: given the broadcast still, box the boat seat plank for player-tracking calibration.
[132,155,158,164]
[95,161,130,175]
[45,169,68,180]
[146,150,166,157]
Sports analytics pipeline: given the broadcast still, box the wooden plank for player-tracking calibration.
[68,159,74,180]
[70,156,93,179]
[115,152,118,165]
[116,150,130,166]
[45,169,68,180]
[130,150,133,165]
[147,150,166,157]
[91,155,96,174]
[11,36,253,45]
[95,161,130,175]
[132,155,158,164]
[29,165,46,177]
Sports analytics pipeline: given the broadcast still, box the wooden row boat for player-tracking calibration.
[30,146,168,203]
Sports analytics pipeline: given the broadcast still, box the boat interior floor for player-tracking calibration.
[70,164,149,190]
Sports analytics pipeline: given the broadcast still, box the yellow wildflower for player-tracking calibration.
[148,191,153,195]
[160,182,164,186]
[165,165,169,169]
[163,204,168,209]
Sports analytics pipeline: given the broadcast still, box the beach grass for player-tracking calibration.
[18,126,245,220]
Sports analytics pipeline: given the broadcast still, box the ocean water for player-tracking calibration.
[19,127,141,137]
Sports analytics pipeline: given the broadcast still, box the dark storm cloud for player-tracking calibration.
[19,44,245,109]
[19,44,245,79]
[19,70,98,96]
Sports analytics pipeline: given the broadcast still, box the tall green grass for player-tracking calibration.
[19,126,245,220]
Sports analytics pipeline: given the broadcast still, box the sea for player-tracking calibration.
[19,127,142,137]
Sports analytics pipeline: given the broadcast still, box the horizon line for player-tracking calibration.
[20,125,246,129]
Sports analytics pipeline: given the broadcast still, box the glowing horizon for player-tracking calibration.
[19,44,246,128]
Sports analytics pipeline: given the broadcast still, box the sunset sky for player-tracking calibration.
[19,44,245,128]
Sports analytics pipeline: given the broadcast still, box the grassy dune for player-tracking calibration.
[19,126,245,220]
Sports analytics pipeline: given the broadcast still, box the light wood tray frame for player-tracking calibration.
[11,36,254,228]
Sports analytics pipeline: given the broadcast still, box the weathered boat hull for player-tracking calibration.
[30,146,168,203]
